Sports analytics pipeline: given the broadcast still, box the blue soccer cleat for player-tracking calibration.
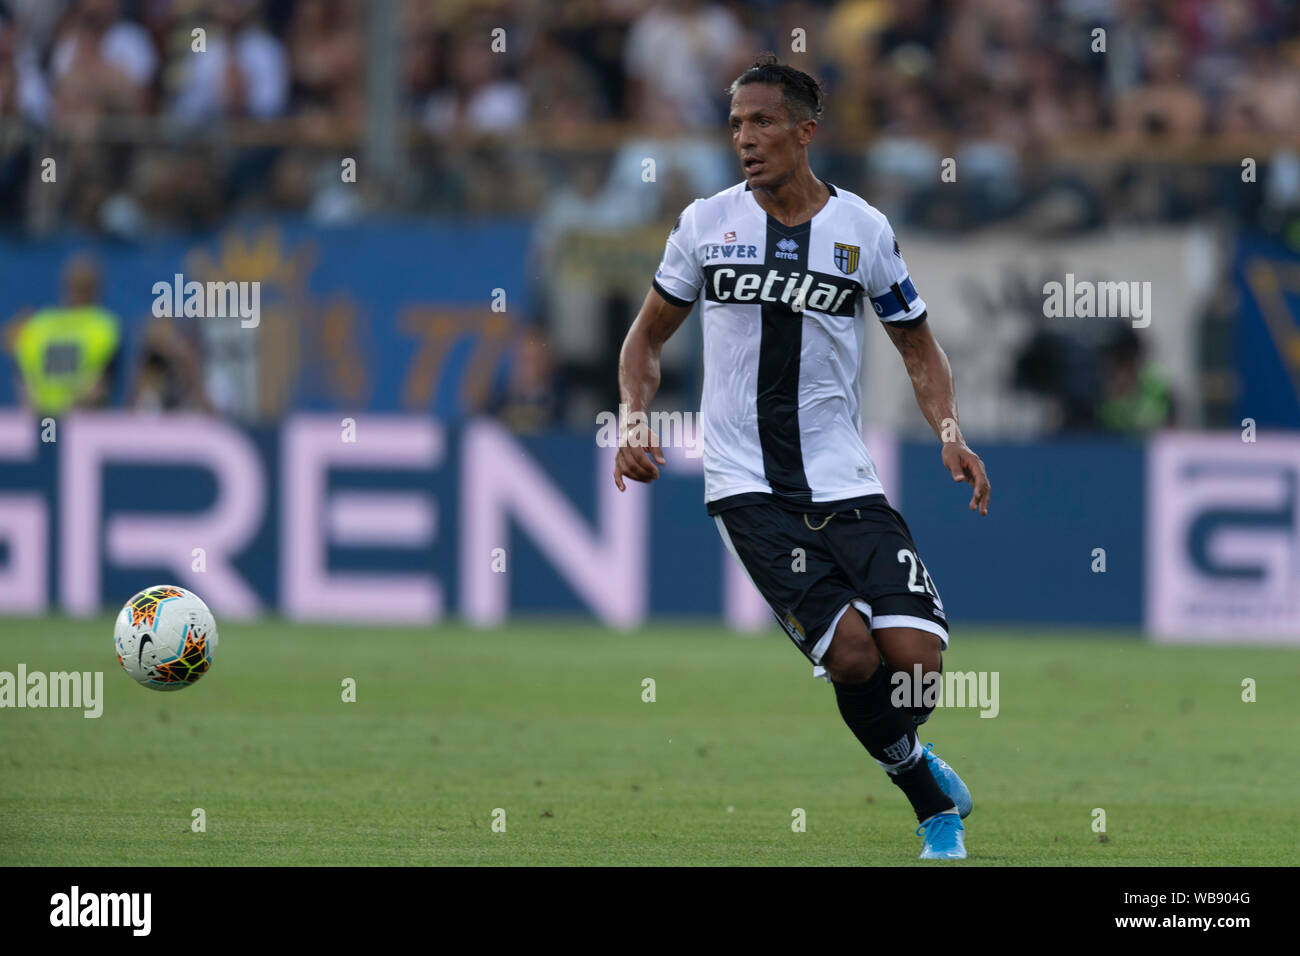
[923,742,972,819]
[916,811,966,859]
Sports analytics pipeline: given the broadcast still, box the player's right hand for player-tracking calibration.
[613,427,666,491]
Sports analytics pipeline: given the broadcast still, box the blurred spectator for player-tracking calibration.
[521,30,610,132]
[171,0,289,124]
[486,325,567,435]
[128,316,214,412]
[603,133,732,223]
[2,0,68,53]
[531,154,636,273]
[1116,29,1206,143]
[104,148,222,235]
[12,255,121,415]
[50,0,157,121]
[624,0,748,130]
[286,0,361,127]
[424,33,526,136]
[1221,40,1300,137]
[0,11,50,125]
[1097,328,1176,432]
[0,13,45,227]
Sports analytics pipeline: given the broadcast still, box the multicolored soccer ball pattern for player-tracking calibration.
[113,585,219,691]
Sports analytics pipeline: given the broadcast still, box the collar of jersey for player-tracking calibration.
[744,179,838,233]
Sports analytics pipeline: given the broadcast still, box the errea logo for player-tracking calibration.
[774,237,799,260]
[50,886,151,936]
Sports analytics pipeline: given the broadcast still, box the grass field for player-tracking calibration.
[1,617,1297,866]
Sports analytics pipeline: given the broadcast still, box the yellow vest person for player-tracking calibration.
[14,305,121,416]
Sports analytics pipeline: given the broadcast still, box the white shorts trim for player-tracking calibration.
[871,614,949,648]
[811,598,872,680]
[812,604,949,682]
[809,599,872,665]
[714,515,761,590]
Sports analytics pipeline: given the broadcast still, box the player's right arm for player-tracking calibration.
[614,287,693,490]
[614,203,703,491]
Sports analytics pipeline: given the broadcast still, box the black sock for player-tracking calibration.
[833,664,955,823]
[909,658,942,727]
[887,760,955,823]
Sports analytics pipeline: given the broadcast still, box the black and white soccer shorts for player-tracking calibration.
[714,495,949,680]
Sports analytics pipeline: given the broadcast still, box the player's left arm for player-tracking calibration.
[884,320,991,515]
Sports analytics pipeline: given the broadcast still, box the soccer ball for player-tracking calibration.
[113,585,218,691]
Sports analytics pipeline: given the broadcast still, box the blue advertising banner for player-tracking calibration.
[0,220,534,418]
[0,411,1147,630]
[1234,234,1300,428]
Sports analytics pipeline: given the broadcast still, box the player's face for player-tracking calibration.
[729,83,812,190]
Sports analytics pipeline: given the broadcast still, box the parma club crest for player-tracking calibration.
[782,610,807,644]
[833,242,860,275]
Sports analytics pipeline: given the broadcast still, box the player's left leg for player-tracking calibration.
[872,625,942,726]
[822,612,953,809]
[822,612,964,859]
[824,500,971,857]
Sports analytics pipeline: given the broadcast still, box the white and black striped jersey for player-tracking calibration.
[652,181,928,514]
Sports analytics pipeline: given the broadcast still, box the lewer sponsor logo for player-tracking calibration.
[703,243,759,262]
[704,264,862,316]
[774,237,799,260]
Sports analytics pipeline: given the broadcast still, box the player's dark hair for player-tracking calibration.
[728,53,824,123]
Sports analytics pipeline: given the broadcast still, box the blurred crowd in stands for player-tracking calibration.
[3,0,1297,433]
[0,0,1298,232]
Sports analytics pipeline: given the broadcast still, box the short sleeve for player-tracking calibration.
[864,221,927,327]
[652,202,702,307]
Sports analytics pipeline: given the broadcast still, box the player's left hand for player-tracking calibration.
[941,442,991,515]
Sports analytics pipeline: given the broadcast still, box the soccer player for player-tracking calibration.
[614,54,991,860]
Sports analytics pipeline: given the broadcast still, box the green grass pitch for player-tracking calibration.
[1,617,1297,866]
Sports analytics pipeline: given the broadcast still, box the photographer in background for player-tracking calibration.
[128,315,214,414]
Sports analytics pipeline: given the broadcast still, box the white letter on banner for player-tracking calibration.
[281,416,441,623]
[0,413,48,613]
[461,420,645,628]
[62,414,263,617]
